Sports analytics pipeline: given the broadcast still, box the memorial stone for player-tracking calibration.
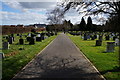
[113,36,117,40]
[84,34,87,40]
[17,34,19,36]
[19,38,24,45]
[105,35,110,40]
[26,37,31,42]
[96,40,102,46]
[8,37,13,44]
[29,37,35,45]
[115,38,119,46]
[2,42,9,49]
[106,42,115,52]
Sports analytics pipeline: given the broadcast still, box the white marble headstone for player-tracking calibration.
[115,38,119,46]
[38,34,41,37]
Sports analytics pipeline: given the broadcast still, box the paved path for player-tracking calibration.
[12,33,104,80]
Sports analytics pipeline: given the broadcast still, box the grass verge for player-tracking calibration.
[2,33,57,80]
[67,33,120,80]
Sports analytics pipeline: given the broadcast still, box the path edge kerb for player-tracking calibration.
[67,35,106,80]
[11,35,58,80]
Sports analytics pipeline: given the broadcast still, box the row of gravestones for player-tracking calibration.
[2,32,56,50]
[69,32,119,41]
[69,32,119,52]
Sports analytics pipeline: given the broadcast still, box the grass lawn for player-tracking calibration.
[67,33,120,80]
[2,33,57,80]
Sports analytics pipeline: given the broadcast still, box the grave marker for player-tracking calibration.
[2,42,9,49]
[8,37,13,44]
[106,42,115,52]
[19,38,24,45]
[115,38,119,46]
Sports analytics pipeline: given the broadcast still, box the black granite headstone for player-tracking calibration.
[29,37,35,45]
[19,39,24,45]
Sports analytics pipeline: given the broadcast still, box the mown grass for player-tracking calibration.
[2,33,57,80]
[67,33,120,80]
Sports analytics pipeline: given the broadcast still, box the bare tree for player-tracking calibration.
[47,7,64,32]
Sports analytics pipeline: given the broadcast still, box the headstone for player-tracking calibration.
[2,42,9,49]
[28,33,31,37]
[115,38,119,46]
[19,39,24,45]
[91,36,95,40]
[12,37,15,41]
[50,32,54,36]
[36,37,41,42]
[106,42,115,52]
[105,35,110,40]
[29,37,35,45]
[113,36,117,40]
[26,37,31,42]
[95,40,102,46]
[94,35,97,39]
[37,34,41,37]
[8,37,13,44]
[84,34,87,40]
[17,34,19,36]
[87,35,90,39]
[41,33,45,40]
[46,33,50,37]
[31,33,36,37]
[0,53,5,59]
[44,36,48,39]
[99,36,102,41]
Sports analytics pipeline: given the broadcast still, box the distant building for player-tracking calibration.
[34,24,47,28]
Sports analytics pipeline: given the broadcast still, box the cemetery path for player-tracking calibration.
[12,33,105,80]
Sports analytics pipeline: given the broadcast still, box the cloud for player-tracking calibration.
[1,11,47,25]
[4,1,57,12]
[1,1,58,25]
[19,2,56,9]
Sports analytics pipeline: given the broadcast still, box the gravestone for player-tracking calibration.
[31,33,36,38]
[113,36,117,40]
[17,34,19,36]
[26,37,31,42]
[12,37,15,41]
[115,38,119,46]
[87,35,90,39]
[37,34,41,37]
[50,32,54,36]
[2,42,9,49]
[8,37,13,44]
[94,35,97,39]
[96,40,102,46]
[41,33,45,40]
[28,33,31,37]
[29,37,35,45]
[19,38,24,45]
[105,35,110,40]
[91,36,95,40]
[36,37,41,42]
[44,36,48,39]
[99,36,102,41]
[106,42,115,52]
[84,34,87,40]
[46,33,50,37]
[0,53,5,59]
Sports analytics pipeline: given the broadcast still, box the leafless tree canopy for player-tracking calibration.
[60,1,120,16]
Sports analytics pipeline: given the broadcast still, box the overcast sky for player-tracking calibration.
[1,0,108,25]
